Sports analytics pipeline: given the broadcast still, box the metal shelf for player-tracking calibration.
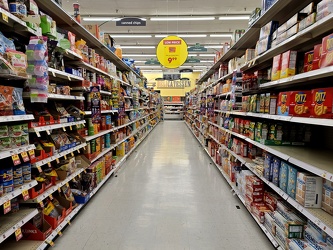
[100,90,111,96]
[0,180,38,206]
[0,144,36,160]
[63,49,83,60]
[48,68,84,81]
[33,0,141,78]
[29,121,86,136]
[23,93,85,101]
[33,143,87,168]
[0,208,39,244]
[0,115,34,123]
[242,13,333,73]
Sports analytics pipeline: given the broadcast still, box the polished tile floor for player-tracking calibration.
[54,121,274,250]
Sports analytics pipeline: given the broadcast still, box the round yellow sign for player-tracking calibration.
[156,36,188,69]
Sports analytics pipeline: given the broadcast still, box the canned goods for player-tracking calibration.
[0,167,13,182]
[23,173,31,183]
[3,180,14,194]
[13,166,22,178]
[14,176,23,188]
[11,198,19,213]
[104,134,111,148]
[22,164,31,175]
[0,183,3,197]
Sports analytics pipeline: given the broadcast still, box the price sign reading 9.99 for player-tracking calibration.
[156,36,188,69]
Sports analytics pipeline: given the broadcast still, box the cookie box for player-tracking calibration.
[264,191,282,211]
[272,211,305,239]
[296,172,322,208]
[310,87,333,118]
[279,161,289,193]
[272,157,281,186]
[287,164,298,199]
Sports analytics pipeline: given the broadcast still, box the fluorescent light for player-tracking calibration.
[121,46,155,49]
[138,65,161,68]
[193,69,203,72]
[110,35,152,38]
[155,34,207,38]
[134,60,146,63]
[193,65,208,68]
[83,17,116,21]
[151,17,215,21]
[201,60,214,63]
[218,16,249,20]
[141,70,163,72]
[199,54,216,56]
[209,34,233,38]
[123,54,156,57]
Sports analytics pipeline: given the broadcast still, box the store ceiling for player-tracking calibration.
[62,0,261,72]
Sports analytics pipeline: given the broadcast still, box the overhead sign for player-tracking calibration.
[179,69,193,73]
[187,43,207,52]
[155,79,191,89]
[163,73,181,80]
[185,57,200,63]
[116,17,146,26]
[145,58,160,65]
[156,36,188,69]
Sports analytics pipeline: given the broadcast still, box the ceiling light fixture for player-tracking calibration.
[209,34,233,38]
[83,17,117,21]
[218,15,249,20]
[138,66,162,68]
[123,54,156,57]
[151,16,215,21]
[121,46,155,49]
[110,35,152,38]
[199,54,216,57]
[193,69,203,72]
[155,34,207,38]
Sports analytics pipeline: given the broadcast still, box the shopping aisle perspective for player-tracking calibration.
[54,121,274,250]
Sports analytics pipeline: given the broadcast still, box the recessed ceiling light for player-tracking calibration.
[218,16,249,20]
[151,17,215,21]
[110,35,152,38]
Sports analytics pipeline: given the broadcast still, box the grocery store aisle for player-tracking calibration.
[54,121,274,250]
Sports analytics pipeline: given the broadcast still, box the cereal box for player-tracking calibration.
[272,54,282,81]
[322,179,333,215]
[304,50,314,72]
[287,164,298,199]
[279,161,289,193]
[310,88,333,118]
[280,50,297,79]
[296,172,322,208]
[312,44,322,70]
[320,33,333,68]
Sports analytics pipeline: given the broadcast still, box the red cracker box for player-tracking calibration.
[271,54,282,80]
[280,50,297,79]
[264,191,282,211]
[312,44,322,70]
[277,91,311,117]
[321,33,333,68]
[303,50,314,72]
[310,88,333,118]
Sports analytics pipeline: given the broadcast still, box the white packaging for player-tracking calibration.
[296,172,323,208]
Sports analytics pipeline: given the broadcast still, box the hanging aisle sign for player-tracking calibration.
[116,18,146,26]
[187,43,207,52]
[156,36,188,69]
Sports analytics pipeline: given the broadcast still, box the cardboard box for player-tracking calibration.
[280,50,297,79]
[304,50,314,72]
[312,44,322,70]
[321,33,333,68]
[310,87,333,118]
[299,12,316,31]
[84,25,100,40]
[286,24,299,39]
[296,172,323,208]
[304,220,328,246]
[272,157,281,186]
[259,21,279,40]
[287,239,316,249]
[279,161,289,193]
[275,222,288,249]
[264,152,273,181]
[322,179,333,215]
[273,211,305,239]
[287,164,298,199]
[22,219,52,240]
[264,212,276,236]
[277,91,311,117]
[271,54,282,80]
[265,93,277,114]
[264,191,282,211]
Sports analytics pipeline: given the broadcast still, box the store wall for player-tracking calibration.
[143,72,200,97]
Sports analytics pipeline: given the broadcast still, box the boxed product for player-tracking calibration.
[312,44,322,70]
[264,191,282,211]
[287,164,298,199]
[280,50,297,79]
[257,37,271,55]
[286,24,299,39]
[321,33,333,68]
[304,50,314,72]
[271,54,282,80]
[273,211,305,238]
[265,93,277,114]
[277,22,288,35]
[272,157,281,186]
[296,172,323,208]
[264,212,276,236]
[84,25,100,40]
[279,161,289,193]
[287,239,317,250]
[277,30,287,45]
[309,87,333,118]
[275,222,288,249]
[300,2,315,15]
[305,220,328,246]
[259,21,279,40]
[277,91,311,117]
[264,152,273,181]
[322,179,333,215]
[262,0,278,12]
[298,12,316,31]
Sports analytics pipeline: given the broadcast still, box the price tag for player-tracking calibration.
[28,149,35,160]
[36,131,41,137]
[71,152,74,157]
[67,75,71,81]
[58,187,61,193]
[56,158,60,164]
[48,241,55,247]
[83,169,87,173]
[47,162,51,167]
[46,130,50,135]
[37,165,42,172]
[58,231,63,237]
[77,149,80,153]
[3,200,11,214]
[64,155,67,160]
[12,154,21,166]
[15,227,23,241]
[22,190,30,201]
[39,201,44,208]
[69,126,72,130]
[66,182,69,187]
[62,127,66,132]
[21,151,30,162]
[68,221,71,226]
[78,173,81,178]
[2,13,8,22]
[49,194,53,200]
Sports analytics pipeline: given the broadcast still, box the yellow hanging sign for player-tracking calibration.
[156,36,188,69]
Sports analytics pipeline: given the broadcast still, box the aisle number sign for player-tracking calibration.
[156,36,188,68]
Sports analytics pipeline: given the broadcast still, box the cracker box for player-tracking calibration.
[280,50,297,79]
[304,50,314,72]
[286,24,299,39]
[271,54,282,81]
[264,153,273,181]
[320,33,333,68]
[287,164,298,199]
[273,211,304,239]
[279,161,289,193]
[310,87,333,118]
[299,12,316,32]
[305,220,328,245]
[287,239,316,250]
[296,172,323,208]
[275,222,288,249]
[322,179,333,215]
[264,191,282,211]
[312,44,322,70]
[259,21,279,40]
[265,93,277,114]
[277,91,311,117]
[272,157,281,186]
[264,212,276,236]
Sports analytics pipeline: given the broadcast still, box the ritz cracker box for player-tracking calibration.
[277,91,311,117]
[310,87,333,118]
[320,33,333,68]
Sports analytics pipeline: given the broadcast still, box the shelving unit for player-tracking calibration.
[163,102,184,120]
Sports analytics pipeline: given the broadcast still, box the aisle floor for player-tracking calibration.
[54,121,274,250]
